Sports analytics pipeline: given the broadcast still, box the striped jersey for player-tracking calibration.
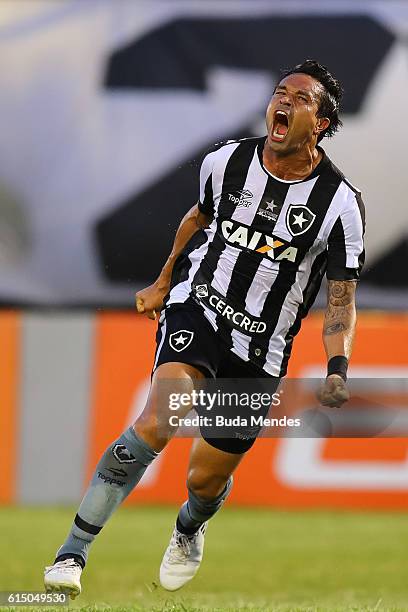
[166,136,365,377]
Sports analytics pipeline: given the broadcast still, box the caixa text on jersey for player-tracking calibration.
[221,220,298,262]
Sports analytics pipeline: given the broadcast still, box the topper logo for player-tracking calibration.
[227,189,253,208]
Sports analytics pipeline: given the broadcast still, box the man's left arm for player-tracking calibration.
[318,279,357,407]
[319,189,365,407]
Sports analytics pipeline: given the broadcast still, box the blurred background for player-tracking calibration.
[0,0,407,510]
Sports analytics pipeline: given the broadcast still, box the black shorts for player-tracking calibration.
[153,301,279,454]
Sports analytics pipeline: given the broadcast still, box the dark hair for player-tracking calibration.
[280,59,343,142]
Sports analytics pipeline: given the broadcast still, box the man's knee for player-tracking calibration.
[132,408,174,454]
[187,466,230,500]
[134,361,204,451]
[133,414,156,439]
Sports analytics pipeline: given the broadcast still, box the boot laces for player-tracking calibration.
[168,526,205,564]
[45,559,81,574]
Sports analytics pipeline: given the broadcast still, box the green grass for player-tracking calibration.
[0,506,407,611]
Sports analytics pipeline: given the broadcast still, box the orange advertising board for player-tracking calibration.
[0,312,20,504]
[88,312,408,510]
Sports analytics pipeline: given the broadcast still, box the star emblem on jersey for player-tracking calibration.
[286,204,316,236]
[169,330,194,352]
[112,444,137,464]
[256,198,279,222]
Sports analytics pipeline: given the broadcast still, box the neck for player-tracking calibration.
[263,139,322,181]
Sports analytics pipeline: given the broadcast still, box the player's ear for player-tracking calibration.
[315,117,330,137]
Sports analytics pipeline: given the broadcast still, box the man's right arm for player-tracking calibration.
[135,203,212,319]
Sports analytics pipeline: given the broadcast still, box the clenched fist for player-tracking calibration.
[317,374,350,408]
[135,281,168,320]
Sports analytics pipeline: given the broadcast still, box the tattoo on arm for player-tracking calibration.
[328,281,355,307]
[324,321,347,335]
[323,281,356,336]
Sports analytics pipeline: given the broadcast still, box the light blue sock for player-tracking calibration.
[55,427,157,566]
[177,477,233,534]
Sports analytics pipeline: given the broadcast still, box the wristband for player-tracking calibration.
[327,355,348,382]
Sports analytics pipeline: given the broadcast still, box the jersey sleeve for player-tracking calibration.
[326,190,365,280]
[197,150,216,217]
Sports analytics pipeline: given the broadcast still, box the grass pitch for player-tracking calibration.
[0,505,407,612]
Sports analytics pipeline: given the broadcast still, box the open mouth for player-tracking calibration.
[271,110,290,142]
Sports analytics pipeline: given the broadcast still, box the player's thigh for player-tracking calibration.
[186,437,245,499]
[134,361,205,451]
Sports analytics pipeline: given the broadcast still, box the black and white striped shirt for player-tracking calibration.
[166,136,365,376]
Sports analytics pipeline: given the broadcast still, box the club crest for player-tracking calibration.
[112,444,136,464]
[169,330,194,352]
[286,205,316,236]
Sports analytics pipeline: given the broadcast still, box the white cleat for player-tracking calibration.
[44,558,82,599]
[160,523,208,591]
